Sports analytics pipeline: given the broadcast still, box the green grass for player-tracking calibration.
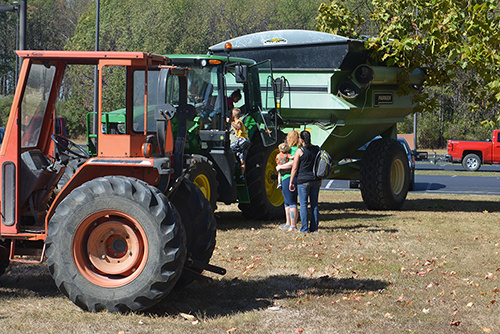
[0,191,498,333]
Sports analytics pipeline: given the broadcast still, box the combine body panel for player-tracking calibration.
[446,129,500,171]
[0,50,220,312]
[210,30,424,210]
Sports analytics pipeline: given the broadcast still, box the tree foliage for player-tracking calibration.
[0,0,322,135]
[60,0,323,137]
[317,0,500,130]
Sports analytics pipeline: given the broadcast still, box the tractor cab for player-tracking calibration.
[0,50,195,252]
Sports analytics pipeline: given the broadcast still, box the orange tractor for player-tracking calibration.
[0,51,221,312]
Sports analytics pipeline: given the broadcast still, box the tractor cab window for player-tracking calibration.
[101,66,126,134]
[224,68,245,114]
[132,69,161,132]
[21,63,56,148]
[132,68,182,133]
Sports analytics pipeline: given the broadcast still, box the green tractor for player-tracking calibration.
[94,53,285,219]
[210,30,424,210]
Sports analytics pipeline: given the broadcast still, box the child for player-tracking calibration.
[229,108,251,179]
[275,142,292,189]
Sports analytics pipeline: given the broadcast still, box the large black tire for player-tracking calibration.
[185,156,219,211]
[169,178,216,286]
[238,133,285,220]
[46,176,186,312]
[462,153,481,171]
[360,138,410,210]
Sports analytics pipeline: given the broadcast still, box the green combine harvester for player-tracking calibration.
[209,30,424,210]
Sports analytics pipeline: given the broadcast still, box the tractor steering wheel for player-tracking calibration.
[51,134,89,160]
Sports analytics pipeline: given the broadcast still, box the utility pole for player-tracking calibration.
[0,0,25,89]
[93,0,100,143]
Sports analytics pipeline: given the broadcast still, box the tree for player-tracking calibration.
[316,0,500,128]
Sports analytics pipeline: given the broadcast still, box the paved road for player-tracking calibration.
[321,162,500,196]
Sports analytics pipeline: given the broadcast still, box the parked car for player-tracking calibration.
[445,129,500,171]
[350,136,416,190]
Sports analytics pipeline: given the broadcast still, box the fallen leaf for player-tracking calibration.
[180,313,197,322]
[295,328,304,333]
[384,312,393,319]
[482,327,492,333]
[466,302,474,307]
[450,319,461,326]
[422,308,430,314]
[226,328,237,333]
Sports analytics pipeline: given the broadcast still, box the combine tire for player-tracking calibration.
[169,178,216,286]
[46,176,186,312]
[462,153,481,171]
[360,138,410,210]
[185,156,218,211]
[238,134,285,220]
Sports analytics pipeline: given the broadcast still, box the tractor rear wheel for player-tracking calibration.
[185,156,218,211]
[360,138,410,210]
[238,134,285,220]
[46,176,186,312]
[169,178,216,286]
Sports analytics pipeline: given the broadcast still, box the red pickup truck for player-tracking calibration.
[446,129,500,171]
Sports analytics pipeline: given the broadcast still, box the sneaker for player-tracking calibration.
[287,226,297,231]
[279,224,290,230]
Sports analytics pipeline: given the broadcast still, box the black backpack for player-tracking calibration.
[313,148,333,179]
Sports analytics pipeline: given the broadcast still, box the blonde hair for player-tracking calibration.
[286,130,301,148]
[232,108,241,118]
[278,142,290,153]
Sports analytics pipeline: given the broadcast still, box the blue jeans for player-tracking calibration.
[281,177,297,208]
[298,180,321,233]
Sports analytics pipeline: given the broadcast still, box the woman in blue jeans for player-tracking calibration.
[276,130,301,231]
[289,130,321,233]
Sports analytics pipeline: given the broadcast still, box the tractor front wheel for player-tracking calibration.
[360,138,410,210]
[46,176,186,312]
[185,156,218,211]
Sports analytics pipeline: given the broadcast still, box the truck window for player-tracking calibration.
[21,63,56,148]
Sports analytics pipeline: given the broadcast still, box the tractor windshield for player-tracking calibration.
[21,63,56,148]
[186,65,229,130]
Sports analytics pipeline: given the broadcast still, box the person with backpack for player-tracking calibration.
[289,130,321,233]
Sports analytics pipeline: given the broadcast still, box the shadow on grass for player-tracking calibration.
[153,275,389,317]
[403,197,500,212]
[0,264,389,318]
[0,264,59,298]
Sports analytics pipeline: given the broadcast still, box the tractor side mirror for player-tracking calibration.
[274,77,285,101]
[235,65,248,83]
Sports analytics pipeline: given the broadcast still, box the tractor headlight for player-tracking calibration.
[117,123,126,134]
